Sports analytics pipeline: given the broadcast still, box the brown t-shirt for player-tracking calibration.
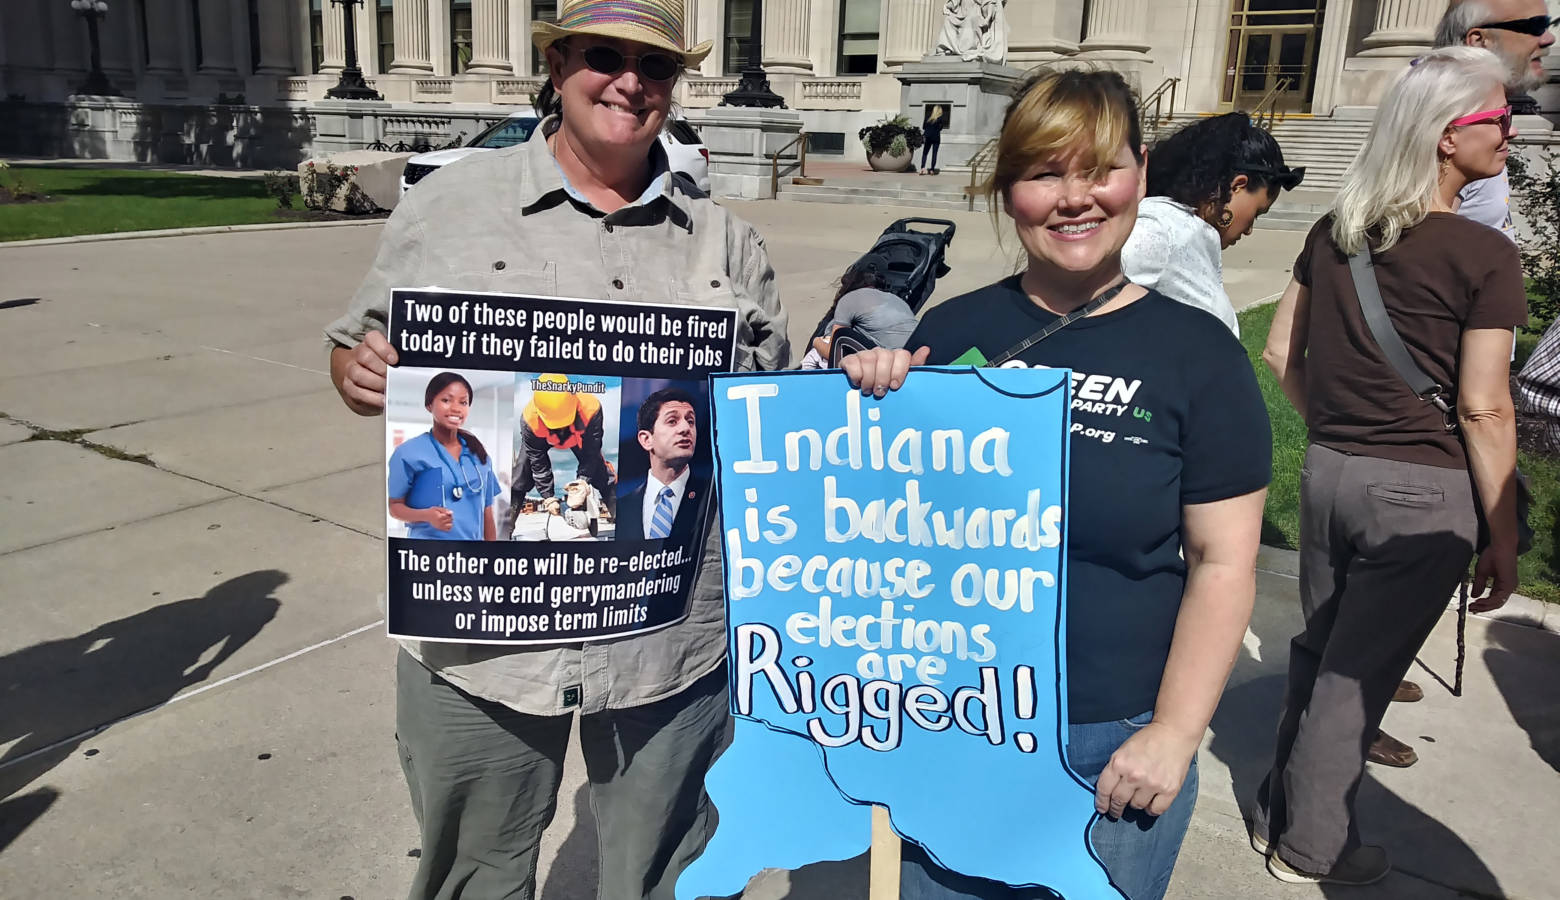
[1296,213,1526,469]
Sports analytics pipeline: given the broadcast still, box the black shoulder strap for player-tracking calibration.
[988,281,1129,367]
[1347,250,1457,431]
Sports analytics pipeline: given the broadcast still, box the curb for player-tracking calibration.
[0,217,387,249]
[1257,544,1558,635]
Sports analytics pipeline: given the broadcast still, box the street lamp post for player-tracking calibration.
[70,0,120,96]
[325,0,384,100]
[720,0,785,108]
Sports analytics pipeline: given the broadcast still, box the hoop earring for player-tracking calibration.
[1216,208,1234,228]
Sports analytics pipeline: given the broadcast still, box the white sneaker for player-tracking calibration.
[1267,845,1390,886]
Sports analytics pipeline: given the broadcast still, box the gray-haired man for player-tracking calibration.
[1434,0,1555,240]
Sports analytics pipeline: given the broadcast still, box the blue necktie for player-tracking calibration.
[649,486,675,539]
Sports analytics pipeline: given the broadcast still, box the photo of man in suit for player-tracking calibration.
[618,387,707,542]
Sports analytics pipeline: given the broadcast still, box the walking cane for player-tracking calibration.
[1453,580,1469,698]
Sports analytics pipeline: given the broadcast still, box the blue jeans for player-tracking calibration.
[899,711,1199,900]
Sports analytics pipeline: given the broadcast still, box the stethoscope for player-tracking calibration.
[427,432,486,504]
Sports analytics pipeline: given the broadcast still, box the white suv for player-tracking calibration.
[399,110,711,196]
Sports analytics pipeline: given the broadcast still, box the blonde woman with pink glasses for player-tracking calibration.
[1256,45,1525,887]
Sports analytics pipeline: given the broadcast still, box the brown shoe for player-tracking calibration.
[1392,680,1423,703]
[1368,730,1418,767]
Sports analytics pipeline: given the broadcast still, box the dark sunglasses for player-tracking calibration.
[573,43,681,83]
[1238,164,1306,191]
[1478,15,1558,37]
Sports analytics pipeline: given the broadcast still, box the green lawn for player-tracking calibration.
[1237,304,1560,603]
[0,166,295,241]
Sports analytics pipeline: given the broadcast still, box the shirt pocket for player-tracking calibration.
[675,281,751,371]
[1365,482,1444,507]
[439,261,559,298]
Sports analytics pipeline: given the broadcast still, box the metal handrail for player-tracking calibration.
[1253,77,1294,130]
[770,131,807,197]
[965,136,999,211]
[1140,77,1180,130]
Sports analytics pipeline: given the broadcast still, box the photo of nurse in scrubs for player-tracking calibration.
[387,371,503,541]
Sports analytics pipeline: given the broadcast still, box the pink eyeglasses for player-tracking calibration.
[1449,106,1513,135]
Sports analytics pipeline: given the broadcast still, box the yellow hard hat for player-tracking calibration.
[532,373,579,429]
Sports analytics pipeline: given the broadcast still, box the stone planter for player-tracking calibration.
[867,148,913,172]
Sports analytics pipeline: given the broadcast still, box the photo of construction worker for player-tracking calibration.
[503,372,621,541]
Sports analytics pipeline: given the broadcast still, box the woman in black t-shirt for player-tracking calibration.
[1256,46,1524,888]
[846,70,1270,900]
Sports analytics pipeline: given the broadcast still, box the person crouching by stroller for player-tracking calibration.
[801,252,920,369]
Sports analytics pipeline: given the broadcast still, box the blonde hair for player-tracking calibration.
[984,68,1143,221]
[1330,46,1506,255]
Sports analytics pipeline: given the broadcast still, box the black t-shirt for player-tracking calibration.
[908,278,1271,722]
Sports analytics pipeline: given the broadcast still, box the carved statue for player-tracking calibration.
[934,0,1008,64]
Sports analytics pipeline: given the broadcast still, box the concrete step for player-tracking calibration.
[775,192,983,211]
[780,183,970,202]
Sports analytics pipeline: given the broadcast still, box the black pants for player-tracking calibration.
[921,138,940,171]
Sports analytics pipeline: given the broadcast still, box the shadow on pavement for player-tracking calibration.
[0,569,285,835]
[1483,617,1560,774]
[540,782,599,900]
[1207,583,1503,898]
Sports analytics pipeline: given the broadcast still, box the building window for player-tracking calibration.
[451,0,473,73]
[311,0,325,72]
[531,0,557,74]
[723,0,753,74]
[249,0,261,70]
[837,0,879,74]
[378,0,395,72]
[190,0,204,68]
[137,0,151,65]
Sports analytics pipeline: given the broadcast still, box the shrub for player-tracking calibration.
[263,170,299,209]
[1508,148,1560,332]
[300,161,378,214]
[858,115,924,157]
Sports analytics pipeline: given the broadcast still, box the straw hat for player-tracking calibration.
[532,0,712,68]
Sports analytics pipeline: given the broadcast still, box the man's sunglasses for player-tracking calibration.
[1450,105,1514,135]
[1478,15,1557,37]
[1238,164,1306,191]
[570,43,682,83]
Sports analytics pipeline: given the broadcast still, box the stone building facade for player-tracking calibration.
[1,0,1555,167]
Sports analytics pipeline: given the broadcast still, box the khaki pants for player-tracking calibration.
[1253,444,1477,872]
[395,651,730,900]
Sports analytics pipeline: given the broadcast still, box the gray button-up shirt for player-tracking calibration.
[325,119,790,715]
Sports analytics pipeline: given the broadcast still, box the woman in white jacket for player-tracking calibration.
[1122,112,1303,336]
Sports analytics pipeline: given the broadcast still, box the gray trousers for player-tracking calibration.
[395,651,731,900]
[1252,444,1477,872]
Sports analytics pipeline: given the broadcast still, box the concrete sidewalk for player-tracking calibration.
[0,206,1554,899]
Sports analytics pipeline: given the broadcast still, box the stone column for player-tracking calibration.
[391,0,433,72]
[1078,0,1151,56]
[254,1,296,73]
[99,3,135,76]
[466,0,511,73]
[196,0,238,72]
[761,0,811,72]
[1358,0,1440,57]
[50,0,86,72]
[881,0,939,68]
[1005,0,1084,65]
[321,0,347,73]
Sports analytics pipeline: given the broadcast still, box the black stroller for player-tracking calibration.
[812,217,957,367]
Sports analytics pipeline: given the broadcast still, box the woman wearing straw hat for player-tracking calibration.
[323,1,790,896]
